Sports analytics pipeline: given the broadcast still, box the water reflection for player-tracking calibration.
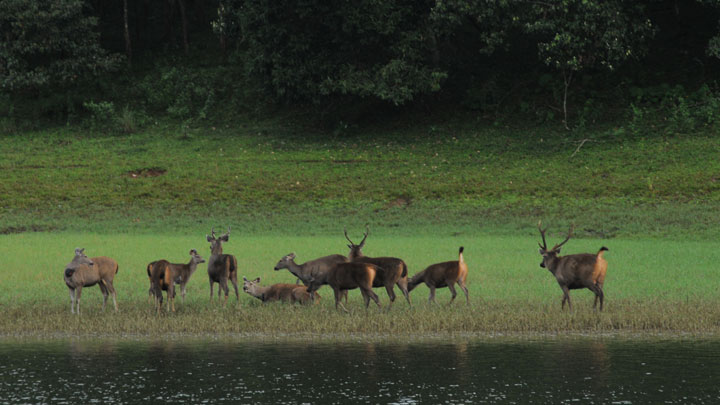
[0,339,718,403]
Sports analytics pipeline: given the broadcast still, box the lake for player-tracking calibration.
[0,338,718,403]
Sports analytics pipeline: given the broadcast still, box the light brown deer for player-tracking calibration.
[63,248,119,314]
[274,252,348,302]
[407,247,469,305]
[206,227,239,307]
[242,277,320,304]
[345,226,411,308]
[150,249,205,312]
[537,221,609,311]
[306,262,381,312]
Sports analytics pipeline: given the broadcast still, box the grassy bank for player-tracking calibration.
[0,233,718,337]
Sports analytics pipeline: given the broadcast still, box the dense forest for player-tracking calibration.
[2,0,720,132]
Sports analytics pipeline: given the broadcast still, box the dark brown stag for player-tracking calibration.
[306,262,381,312]
[537,221,609,311]
[407,247,469,305]
[206,227,239,307]
[345,225,410,308]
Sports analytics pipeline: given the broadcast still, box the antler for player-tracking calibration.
[211,227,216,239]
[344,227,354,245]
[551,224,574,251]
[221,226,230,239]
[359,224,369,247]
[537,221,548,250]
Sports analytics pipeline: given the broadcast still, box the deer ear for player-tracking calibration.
[243,276,248,281]
[555,248,561,254]
[254,277,261,283]
[538,248,545,255]
[206,235,213,242]
[347,244,352,249]
[289,252,296,259]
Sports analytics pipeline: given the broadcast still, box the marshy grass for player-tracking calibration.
[1,233,718,338]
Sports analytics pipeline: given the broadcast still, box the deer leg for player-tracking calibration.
[447,284,458,305]
[75,286,83,315]
[209,280,214,302]
[428,286,436,304]
[560,286,572,311]
[458,280,469,305]
[105,280,118,312]
[69,288,76,314]
[384,284,396,311]
[590,284,605,311]
[230,276,239,304]
[397,278,411,306]
[334,288,349,313]
[98,282,109,312]
[221,280,229,307]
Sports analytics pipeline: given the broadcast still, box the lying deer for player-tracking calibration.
[150,249,205,312]
[407,247,469,305]
[63,248,119,314]
[345,226,411,308]
[537,221,608,311]
[307,262,381,312]
[206,227,239,307]
[274,252,348,302]
[242,277,319,305]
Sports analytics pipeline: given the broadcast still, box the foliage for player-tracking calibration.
[223,0,446,104]
[628,84,720,134]
[0,0,119,92]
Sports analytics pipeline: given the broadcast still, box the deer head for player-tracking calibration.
[64,248,94,278]
[206,227,230,255]
[344,224,369,260]
[189,249,205,265]
[274,253,296,271]
[242,276,261,295]
[537,221,573,269]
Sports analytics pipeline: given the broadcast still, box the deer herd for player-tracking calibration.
[62,222,609,314]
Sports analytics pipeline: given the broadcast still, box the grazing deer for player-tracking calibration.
[150,249,205,312]
[63,248,119,314]
[307,262,381,312]
[274,252,348,302]
[537,221,609,311]
[242,277,320,305]
[407,247,469,305]
[345,226,411,308]
[206,227,239,307]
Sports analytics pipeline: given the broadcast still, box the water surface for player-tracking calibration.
[0,338,718,403]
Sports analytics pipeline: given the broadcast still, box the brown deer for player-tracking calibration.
[63,248,119,314]
[306,262,381,312]
[345,226,411,308]
[407,247,469,305]
[537,221,609,311]
[274,252,348,302]
[242,277,320,305]
[206,227,239,307]
[150,249,205,312]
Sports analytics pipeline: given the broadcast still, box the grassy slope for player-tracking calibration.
[1,118,719,238]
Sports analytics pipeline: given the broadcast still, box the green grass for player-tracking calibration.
[1,120,719,239]
[1,233,719,337]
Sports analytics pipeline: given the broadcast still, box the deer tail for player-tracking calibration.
[597,246,609,256]
[401,261,408,278]
[458,246,465,262]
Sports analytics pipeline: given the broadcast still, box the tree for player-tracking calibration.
[216,0,446,105]
[523,1,655,128]
[0,0,119,93]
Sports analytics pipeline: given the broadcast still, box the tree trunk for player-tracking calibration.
[177,0,189,55]
[562,69,573,130]
[123,0,132,66]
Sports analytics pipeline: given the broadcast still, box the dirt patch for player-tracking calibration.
[127,167,167,178]
[0,225,57,234]
[384,197,412,209]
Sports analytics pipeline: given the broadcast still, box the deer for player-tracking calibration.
[407,247,469,305]
[242,277,320,305]
[274,252,349,302]
[150,249,205,312]
[63,248,119,314]
[537,221,609,311]
[306,262,381,313]
[206,227,240,307]
[344,225,411,308]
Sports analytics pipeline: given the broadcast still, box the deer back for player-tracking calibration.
[554,253,601,288]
